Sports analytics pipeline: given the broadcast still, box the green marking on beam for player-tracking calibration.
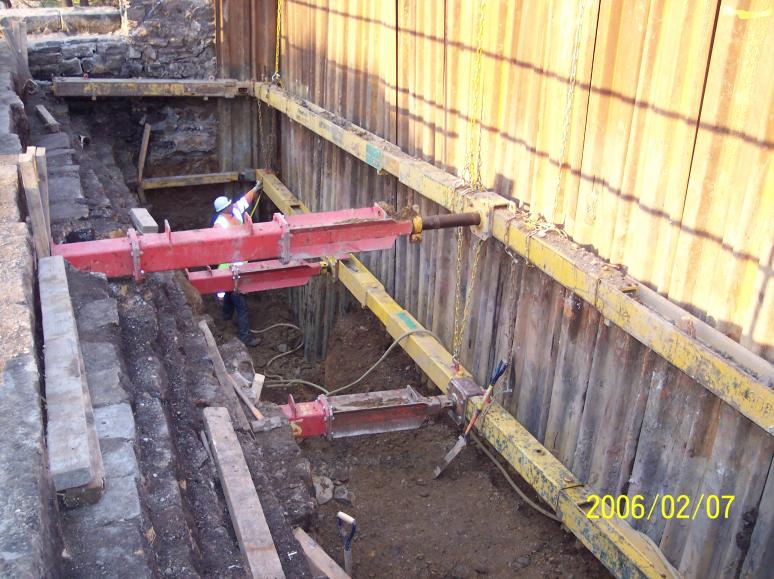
[397,311,418,330]
[365,143,383,171]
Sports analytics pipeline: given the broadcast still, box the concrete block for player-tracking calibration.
[63,474,141,528]
[130,207,158,234]
[48,165,80,178]
[50,200,89,224]
[44,148,75,168]
[82,342,120,374]
[46,392,92,490]
[39,256,104,494]
[87,366,130,408]
[100,438,139,480]
[61,520,150,578]
[77,298,119,330]
[36,132,71,151]
[48,175,84,202]
[94,403,136,441]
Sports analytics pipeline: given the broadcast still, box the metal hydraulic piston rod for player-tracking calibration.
[51,204,481,282]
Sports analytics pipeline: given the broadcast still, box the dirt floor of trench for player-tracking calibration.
[199,288,609,579]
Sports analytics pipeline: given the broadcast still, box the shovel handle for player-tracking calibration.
[462,360,509,437]
[463,384,494,436]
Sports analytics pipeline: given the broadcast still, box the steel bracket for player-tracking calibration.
[464,191,515,240]
[274,212,291,264]
[446,376,484,425]
[127,228,143,282]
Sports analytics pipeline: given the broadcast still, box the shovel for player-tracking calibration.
[336,511,357,576]
[434,359,509,478]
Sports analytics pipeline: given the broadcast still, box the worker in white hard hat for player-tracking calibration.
[212,183,261,347]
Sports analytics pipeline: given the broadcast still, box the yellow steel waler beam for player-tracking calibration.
[141,171,254,191]
[53,78,254,99]
[256,82,774,436]
[259,170,678,579]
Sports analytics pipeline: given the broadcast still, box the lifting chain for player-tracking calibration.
[272,0,284,85]
[461,0,487,191]
[258,0,283,171]
[551,0,587,219]
[451,230,484,361]
[451,0,488,365]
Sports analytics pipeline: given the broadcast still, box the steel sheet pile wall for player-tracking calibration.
[278,0,400,357]
[269,1,773,576]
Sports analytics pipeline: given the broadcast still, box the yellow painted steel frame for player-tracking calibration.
[256,82,774,436]
[259,170,677,579]
[141,171,255,191]
[52,78,254,99]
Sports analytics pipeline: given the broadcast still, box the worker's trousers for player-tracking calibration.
[222,292,251,342]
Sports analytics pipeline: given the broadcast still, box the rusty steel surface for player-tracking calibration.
[280,388,451,440]
[186,259,323,295]
[51,206,413,278]
[255,1,774,576]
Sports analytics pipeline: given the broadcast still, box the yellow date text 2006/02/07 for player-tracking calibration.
[586,494,735,521]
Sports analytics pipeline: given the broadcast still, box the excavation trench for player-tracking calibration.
[200,291,608,578]
[48,92,610,577]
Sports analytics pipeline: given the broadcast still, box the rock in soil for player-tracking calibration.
[333,485,353,504]
[313,475,334,505]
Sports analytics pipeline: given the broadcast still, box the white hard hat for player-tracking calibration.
[213,196,231,213]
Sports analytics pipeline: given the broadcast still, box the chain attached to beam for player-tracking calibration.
[451,0,489,365]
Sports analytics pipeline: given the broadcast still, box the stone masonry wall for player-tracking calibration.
[25,0,218,177]
[0,31,60,578]
[121,0,216,79]
[29,35,131,79]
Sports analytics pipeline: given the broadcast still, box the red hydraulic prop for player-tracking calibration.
[275,387,452,440]
[186,259,324,295]
[51,205,413,281]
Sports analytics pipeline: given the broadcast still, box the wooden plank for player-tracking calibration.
[203,407,285,579]
[6,20,31,93]
[35,105,60,133]
[572,324,650,494]
[32,147,50,241]
[741,455,774,577]
[136,123,151,204]
[674,405,774,578]
[543,295,600,463]
[230,372,264,421]
[18,152,50,258]
[198,320,251,432]
[293,528,349,579]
